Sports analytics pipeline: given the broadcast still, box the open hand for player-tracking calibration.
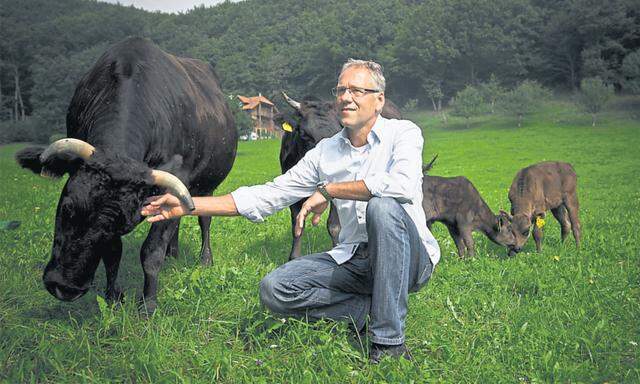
[295,191,329,237]
[141,193,188,222]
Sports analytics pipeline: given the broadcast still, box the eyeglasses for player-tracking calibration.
[331,86,381,98]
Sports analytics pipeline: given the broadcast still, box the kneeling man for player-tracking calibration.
[141,59,440,363]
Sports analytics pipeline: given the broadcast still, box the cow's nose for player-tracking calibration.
[43,279,87,302]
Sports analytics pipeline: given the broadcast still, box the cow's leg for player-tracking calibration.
[140,220,179,315]
[532,218,543,252]
[102,237,123,303]
[446,223,465,258]
[551,205,571,242]
[289,200,304,260]
[198,216,213,266]
[327,202,341,247]
[460,226,475,258]
[564,193,582,248]
[166,218,180,259]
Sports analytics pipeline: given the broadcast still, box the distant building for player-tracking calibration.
[237,94,281,138]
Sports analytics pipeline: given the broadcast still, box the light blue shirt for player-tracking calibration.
[231,115,440,266]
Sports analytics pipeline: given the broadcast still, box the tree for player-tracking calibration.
[30,44,108,135]
[533,0,637,89]
[390,0,458,102]
[576,77,613,127]
[227,96,253,137]
[478,74,505,114]
[621,49,640,94]
[422,79,449,123]
[501,80,551,127]
[451,85,484,128]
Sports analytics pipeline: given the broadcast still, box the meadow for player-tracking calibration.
[1,98,639,383]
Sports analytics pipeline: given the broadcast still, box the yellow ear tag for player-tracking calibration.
[282,122,293,132]
[536,217,545,228]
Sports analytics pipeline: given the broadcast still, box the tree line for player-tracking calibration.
[1,0,638,141]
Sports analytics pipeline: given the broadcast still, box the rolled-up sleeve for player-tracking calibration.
[231,145,321,222]
[363,123,423,204]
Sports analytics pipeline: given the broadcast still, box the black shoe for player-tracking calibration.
[369,342,412,364]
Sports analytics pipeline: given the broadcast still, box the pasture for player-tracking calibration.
[1,98,639,382]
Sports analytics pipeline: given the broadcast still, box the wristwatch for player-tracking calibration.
[317,181,333,202]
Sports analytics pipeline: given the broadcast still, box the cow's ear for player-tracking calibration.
[15,147,46,174]
[16,146,84,178]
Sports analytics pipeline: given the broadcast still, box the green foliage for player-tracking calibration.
[227,96,253,137]
[0,117,50,144]
[621,49,640,94]
[30,43,110,136]
[478,74,505,113]
[401,98,418,113]
[576,77,613,126]
[451,85,485,127]
[1,97,639,382]
[1,0,640,141]
[501,80,552,127]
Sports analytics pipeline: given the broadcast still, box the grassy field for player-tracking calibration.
[1,98,639,383]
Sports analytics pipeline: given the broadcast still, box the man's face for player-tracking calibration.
[336,66,385,130]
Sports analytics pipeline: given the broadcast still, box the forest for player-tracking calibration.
[1,0,639,141]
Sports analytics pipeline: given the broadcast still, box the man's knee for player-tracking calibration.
[259,272,295,314]
[366,197,403,228]
[259,273,279,312]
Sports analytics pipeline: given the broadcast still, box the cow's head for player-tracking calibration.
[493,210,517,249]
[16,139,193,301]
[280,92,341,147]
[509,212,534,255]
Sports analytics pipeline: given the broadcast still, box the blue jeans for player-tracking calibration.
[259,197,433,345]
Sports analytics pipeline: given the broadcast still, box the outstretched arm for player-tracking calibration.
[141,193,239,222]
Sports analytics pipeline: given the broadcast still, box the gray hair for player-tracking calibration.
[339,59,386,92]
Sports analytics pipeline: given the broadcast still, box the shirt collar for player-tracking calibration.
[339,114,386,147]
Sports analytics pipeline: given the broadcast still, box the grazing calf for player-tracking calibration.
[422,159,515,258]
[508,161,581,255]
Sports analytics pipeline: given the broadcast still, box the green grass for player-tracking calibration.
[1,97,639,382]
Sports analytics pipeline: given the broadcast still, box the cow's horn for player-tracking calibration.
[282,91,301,111]
[150,170,196,211]
[40,138,95,162]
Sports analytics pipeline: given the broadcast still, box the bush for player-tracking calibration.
[49,133,68,143]
[401,98,418,113]
[451,85,484,128]
[478,74,505,114]
[0,118,52,144]
[227,96,253,137]
[575,77,613,126]
[501,80,551,127]
[621,49,640,94]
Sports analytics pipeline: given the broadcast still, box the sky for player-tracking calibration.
[99,0,233,14]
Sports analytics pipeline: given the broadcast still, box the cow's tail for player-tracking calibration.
[422,154,438,174]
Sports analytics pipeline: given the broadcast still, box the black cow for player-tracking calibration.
[15,37,237,314]
[276,92,402,259]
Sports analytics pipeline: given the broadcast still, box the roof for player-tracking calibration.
[237,95,275,110]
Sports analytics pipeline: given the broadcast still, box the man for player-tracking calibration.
[141,59,440,363]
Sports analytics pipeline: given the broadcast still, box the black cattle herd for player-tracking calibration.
[14,38,581,311]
